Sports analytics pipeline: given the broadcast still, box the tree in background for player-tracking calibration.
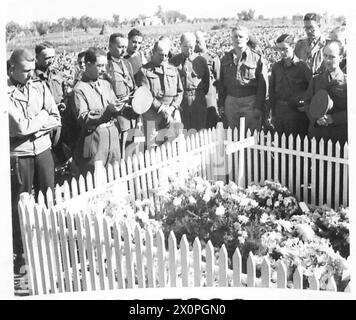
[6,21,22,41]
[32,21,51,36]
[237,9,255,21]
[113,14,121,27]
[79,15,91,32]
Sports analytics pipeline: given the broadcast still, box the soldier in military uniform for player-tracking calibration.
[295,13,326,75]
[269,34,312,138]
[194,30,221,128]
[34,41,69,165]
[136,39,183,147]
[8,49,61,267]
[170,32,210,131]
[106,33,137,158]
[124,28,148,80]
[72,47,123,174]
[304,41,347,145]
[219,26,268,132]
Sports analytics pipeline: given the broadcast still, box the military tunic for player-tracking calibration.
[72,75,121,173]
[304,69,347,144]
[107,54,137,132]
[219,47,268,131]
[8,77,60,255]
[170,53,210,131]
[294,36,326,75]
[269,55,312,137]
[136,61,183,146]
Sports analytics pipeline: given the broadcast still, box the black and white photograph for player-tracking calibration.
[1,0,355,301]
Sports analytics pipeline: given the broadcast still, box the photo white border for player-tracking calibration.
[1,0,355,300]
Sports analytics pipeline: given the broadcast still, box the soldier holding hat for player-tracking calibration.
[304,40,347,145]
[136,39,183,147]
[269,33,312,137]
[72,47,123,174]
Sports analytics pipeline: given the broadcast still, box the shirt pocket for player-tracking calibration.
[113,74,129,97]
[164,69,178,96]
[146,71,162,97]
[240,62,257,83]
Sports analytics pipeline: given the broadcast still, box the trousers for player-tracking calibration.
[224,95,261,132]
[10,148,55,255]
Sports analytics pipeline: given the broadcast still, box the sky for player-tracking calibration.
[3,0,351,25]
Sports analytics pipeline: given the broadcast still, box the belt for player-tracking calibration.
[97,120,115,129]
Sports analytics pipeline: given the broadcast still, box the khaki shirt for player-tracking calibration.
[124,51,148,76]
[304,69,347,126]
[8,78,61,156]
[73,76,117,128]
[294,36,326,75]
[269,55,312,113]
[198,51,221,84]
[136,62,183,111]
[34,67,68,105]
[219,47,268,111]
[107,55,136,98]
[169,53,210,93]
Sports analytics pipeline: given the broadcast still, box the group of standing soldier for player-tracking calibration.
[7,12,347,271]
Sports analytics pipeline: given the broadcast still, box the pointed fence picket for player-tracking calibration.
[18,120,349,296]
[18,203,348,294]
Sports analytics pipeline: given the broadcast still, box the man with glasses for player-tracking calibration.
[269,34,312,138]
[219,26,268,132]
[295,13,327,75]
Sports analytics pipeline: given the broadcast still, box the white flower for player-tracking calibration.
[241,230,248,238]
[228,181,238,191]
[278,194,283,201]
[136,209,149,224]
[283,197,293,206]
[215,181,225,189]
[260,213,269,224]
[188,196,197,205]
[173,197,182,207]
[249,199,259,207]
[215,205,225,216]
[238,236,245,244]
[276,219,293,232]
[266,198,273,207]
[295,223,315,242]
[274,201,280,207]
[203,191,211,203]
[238,215,249,224]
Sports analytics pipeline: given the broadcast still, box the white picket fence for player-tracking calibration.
[18,197,349,295]
[18,120,349,295]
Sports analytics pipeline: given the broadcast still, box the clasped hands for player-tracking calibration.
[316,114,333,126]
